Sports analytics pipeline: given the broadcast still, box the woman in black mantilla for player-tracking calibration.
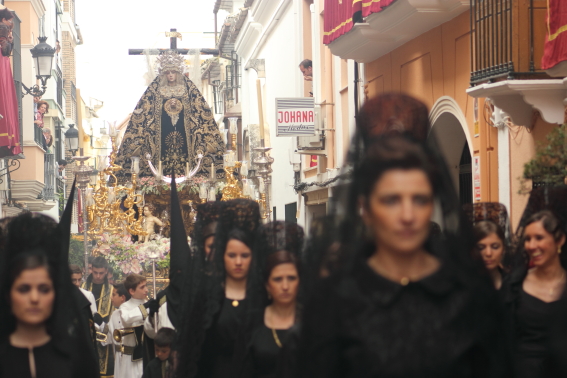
[175,199,261,378]
[296,94,510,378]
[464,202,514,290]
[236,221,305,378]
[0,211,99,378]
[501,186,567,378]
[113,50,225,184]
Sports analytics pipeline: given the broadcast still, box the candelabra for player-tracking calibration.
[87,132,147,240]
[253,147,274,220]
[72,154,92,271]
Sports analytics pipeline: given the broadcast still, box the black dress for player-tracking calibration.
[246,324,289,378]
[297,258,508,378]
[0,340,75,378]
[514,289,563,378]
[199,297,248,378]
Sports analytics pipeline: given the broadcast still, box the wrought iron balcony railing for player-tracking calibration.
[470,0,548,85]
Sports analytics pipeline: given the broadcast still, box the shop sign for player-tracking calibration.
[276,98,316,137]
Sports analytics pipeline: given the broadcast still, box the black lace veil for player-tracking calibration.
[0,181,99,377]
[174,199,260,378]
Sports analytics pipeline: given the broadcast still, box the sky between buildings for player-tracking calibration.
[75,0,225,127]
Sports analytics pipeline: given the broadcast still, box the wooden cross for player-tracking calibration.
[128,28,219,56]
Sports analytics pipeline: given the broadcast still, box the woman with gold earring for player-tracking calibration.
[175,199,261,378]
[503,186,567,378]
[236,221,304,378]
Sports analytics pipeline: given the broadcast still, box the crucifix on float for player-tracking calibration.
[128,28,219,56]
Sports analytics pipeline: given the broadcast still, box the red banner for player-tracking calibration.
[323,0,396,45]
[361,0,396,17]
[541,0,567,70]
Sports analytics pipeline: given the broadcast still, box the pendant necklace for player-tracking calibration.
[272,328,282,348]
[232,300,239,307]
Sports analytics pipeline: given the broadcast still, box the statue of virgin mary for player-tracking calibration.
[113,50,225,184]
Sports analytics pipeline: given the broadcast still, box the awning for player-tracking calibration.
[542,0,567,75]
[323,0,396,45]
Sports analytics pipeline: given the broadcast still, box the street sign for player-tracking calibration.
[276,98,316,137]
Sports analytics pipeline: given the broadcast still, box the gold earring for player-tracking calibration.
[559,246,562,254]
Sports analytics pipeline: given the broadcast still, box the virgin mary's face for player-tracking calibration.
[165,70,177,83]
[362,169,434,255]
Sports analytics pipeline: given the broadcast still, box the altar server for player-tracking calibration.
[117,274,149,378]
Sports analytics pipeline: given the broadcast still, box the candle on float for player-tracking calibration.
[241,161,248,177]
[199,183,208,199]
[107,187,115,204]
[248,184,256,198]
[208,186,216,201]
[158,161,163,176]
[258,178,265,194]
[185,162,190,176]
[228,151,235,167]
[210,163,215,180]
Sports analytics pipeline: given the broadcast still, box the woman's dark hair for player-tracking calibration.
[0,9,14,22]
[225,228,254,252]
[356,135,440,202]
[263,249,300,283]
[473,220,506,245]
[524,210,565,243]
[8,251,53,290]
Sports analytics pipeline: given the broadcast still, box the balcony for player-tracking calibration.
[34,124,44,149]
[467,0,566,126]
[41,154,56,201]
[324,0,469,63]
[470,0,548,84]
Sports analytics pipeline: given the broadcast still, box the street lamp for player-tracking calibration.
[64,124,79,156]
[21,37,56,98]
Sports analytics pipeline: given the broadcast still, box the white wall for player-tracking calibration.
[239,1,305,226]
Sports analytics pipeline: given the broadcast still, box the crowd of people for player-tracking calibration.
[1,93,567,378]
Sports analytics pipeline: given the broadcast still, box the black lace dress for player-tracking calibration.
[513,289,564,378]
[243,322,289,378]
[297,258,508,378]
[0,340,76,378]
[198,297,249,378]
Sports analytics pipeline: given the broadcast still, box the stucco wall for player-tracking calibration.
[364,11,500,204]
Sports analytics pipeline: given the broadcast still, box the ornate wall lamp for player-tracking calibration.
[21,37,56,98]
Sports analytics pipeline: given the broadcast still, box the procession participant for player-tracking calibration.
[191,201,221,263]
[70,264,97,314]
[0,204,98,376]
[82,255,115,377]
[117,274,149,378]
[297,94,510,378]
[144,175,191,338]
[501,186,567,378]
[143,328,175,378]
[175,199,261,378]
[464,202,514,290]
[237,221,305,378]
[103,283,131,378]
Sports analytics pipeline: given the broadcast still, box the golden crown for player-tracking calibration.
[155,50,186,75]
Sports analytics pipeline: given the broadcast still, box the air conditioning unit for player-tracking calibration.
[296,106,326,155]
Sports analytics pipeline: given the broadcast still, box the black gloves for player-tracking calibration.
[144,298,159,316]
[93,312,103,326]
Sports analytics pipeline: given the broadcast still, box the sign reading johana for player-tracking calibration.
[276,98,316,137]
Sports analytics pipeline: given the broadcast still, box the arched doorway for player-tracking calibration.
[430,112,472,205]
